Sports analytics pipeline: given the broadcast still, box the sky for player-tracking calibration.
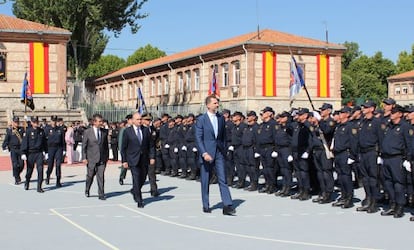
[1,0,413,63]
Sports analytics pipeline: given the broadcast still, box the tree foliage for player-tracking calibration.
[341,41,362,70]
[12,0,148,80]
[125,44,166,66]
[396,50,414,74]
[83,55,125,79]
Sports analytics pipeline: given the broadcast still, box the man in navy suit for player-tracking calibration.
[121,112,155,208]
[195,95,236,215]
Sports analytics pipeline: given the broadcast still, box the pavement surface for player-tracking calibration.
[1,152,413,250]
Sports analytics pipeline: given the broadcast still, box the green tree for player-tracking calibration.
[396,50,414,74]
[83,55,125,79]
[341,41,362,70]
[126,44,166,66]
[12,0,148,80]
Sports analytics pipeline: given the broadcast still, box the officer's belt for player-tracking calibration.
[381,153,403,158]
[334,149,349,154]
[360,147,376,153]
[259,143,274,148]
[48,144,62,147]
[28,150,42,153]
[242,145,253,148]
[313,146,324,151]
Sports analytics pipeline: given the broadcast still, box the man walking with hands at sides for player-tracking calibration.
[82,114,109,200]
[195,95,236,215]
[121,112,155,208]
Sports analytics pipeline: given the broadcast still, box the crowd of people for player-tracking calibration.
[3,96,414,220]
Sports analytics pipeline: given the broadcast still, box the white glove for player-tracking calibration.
[347,158,355,164]
[228,146,234,151]
[259,164,263,170]
[3,149,8,153]
[181,146,187,151]
[21,154,27,161]
[312,111,321,121]
[192,147,198,152]
[44,153,49,161]
[254,153,261,158]
[271,151,278,158]
[173,148,178,153]
[164,144,170,149]
[301,152,309,159]
[287,155,293,162]
[63,151,66,156]
[377,157,383,165]
[24,115,29,121]
[403,160,412,172]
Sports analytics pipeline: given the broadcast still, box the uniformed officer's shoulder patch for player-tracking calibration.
[409,129,414,136]
[381,124,386,130]
[352,128,358,135]
[309,126,314,132]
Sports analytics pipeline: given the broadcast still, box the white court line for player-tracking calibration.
[50,208,120,250]
[119,204,382,250]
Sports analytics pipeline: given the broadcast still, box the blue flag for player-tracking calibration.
[136,87,146,114]
[20,72,35,110]
[289,56,305,100]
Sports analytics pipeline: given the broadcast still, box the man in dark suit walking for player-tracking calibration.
[121,112,155,208]
[195,95,235,215]
[82,114,109,200]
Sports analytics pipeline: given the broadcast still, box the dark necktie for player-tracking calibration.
[137,127,142,143]
[97,129,101,143]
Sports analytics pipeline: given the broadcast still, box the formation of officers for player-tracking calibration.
[3,97,414,220]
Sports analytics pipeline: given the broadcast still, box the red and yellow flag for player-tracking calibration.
[29,42,49,94]
[262,51,277,97]
[317,54,329,97]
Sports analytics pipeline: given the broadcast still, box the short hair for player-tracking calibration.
[205,95,219,106]
[92,113,103,121]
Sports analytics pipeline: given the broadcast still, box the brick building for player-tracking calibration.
[0,14,71,110]
[93,29,346,116]
[388,69,414,106]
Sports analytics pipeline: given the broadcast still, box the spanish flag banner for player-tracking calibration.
[317,54,329,97]
[262,51,277,97]
[29,42,49,94]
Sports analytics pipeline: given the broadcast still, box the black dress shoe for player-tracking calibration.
[203,207,211,213]
[37,188,44,193]
[85,191,90,197]
[223,205,236,216]
[56,182,62,188]
[15,179,20,185]
[24,182,29,190]
[119,179,124,185]
[45,177,50,185]
[151,190,159,197]
[137,202,145,208]
[410,216,414,221]
[98,195,106,200]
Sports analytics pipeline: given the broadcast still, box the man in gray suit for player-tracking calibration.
[82,114,109,200]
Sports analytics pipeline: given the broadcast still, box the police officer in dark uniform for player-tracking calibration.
[222,109,235,186]
[152,118,164,174]
[44,115,65,187]
[183,114,199,180]
[405,106,414,221]
[142,113,159,197]
[169,115,184,177]
[291,108,313,201]
[380,104,410,218]
[2,116,25,184]
[21,116,47,192]
[350,106,363,188]
[229,112,246,189]
[256,106,277,194]
[332,107,358,208]
[273,111,294,197]
[355,100,382,213]
[178,116,190,178]
[241,111,260,191]
[161,118,175,175]
[119,114,133,184]
[109,122,120,161]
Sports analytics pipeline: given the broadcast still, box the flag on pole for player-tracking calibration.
[208,67,219,97]
[135,87,146,114]
[20,72,35,110]
[289,56,305,100]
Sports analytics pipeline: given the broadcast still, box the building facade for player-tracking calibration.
[388,69,414,106]
[94,29,346,116]
[0,14,71,110]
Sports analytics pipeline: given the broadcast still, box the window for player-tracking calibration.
[185,70,191,91]
[194,69,200,91]
[128,82,133,99]
[178,73,183,93]
[163,75,169,94]
[222,63,229,87]
[150,78,155,96]
[395,87,401,95]
[0,52,6,81]
[157,77,162,95]
[403,86,408,94]
[118,84,123,101]
[232,61,240,85]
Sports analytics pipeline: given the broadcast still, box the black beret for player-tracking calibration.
[319,103,333,110]
[383,98,396,105]
[261,106,275,114]
[246,110,257,117]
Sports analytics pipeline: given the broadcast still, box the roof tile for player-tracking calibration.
[0,14,70,34]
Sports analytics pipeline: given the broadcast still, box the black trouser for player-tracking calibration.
[178,148,188,174]
[148,163,157,192]
[383,155,406,206]
[110,143,118,161]
[334,151,353,196]
[169,147,179,174]
[10,149,24,179]
[224,149,235,182]
[186,148,198,176]
[242,146,259,185]
[46,147,63,179]
[130,162,148,202]
[292,152,310,190]
[86,162,106,197]
[25,152,44,188]
[359,150,380,199]
[312,149,334,194]
[234,146,246,183]
[276,147,292,188]
[155,149,164,172]
[259,147,276,187]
